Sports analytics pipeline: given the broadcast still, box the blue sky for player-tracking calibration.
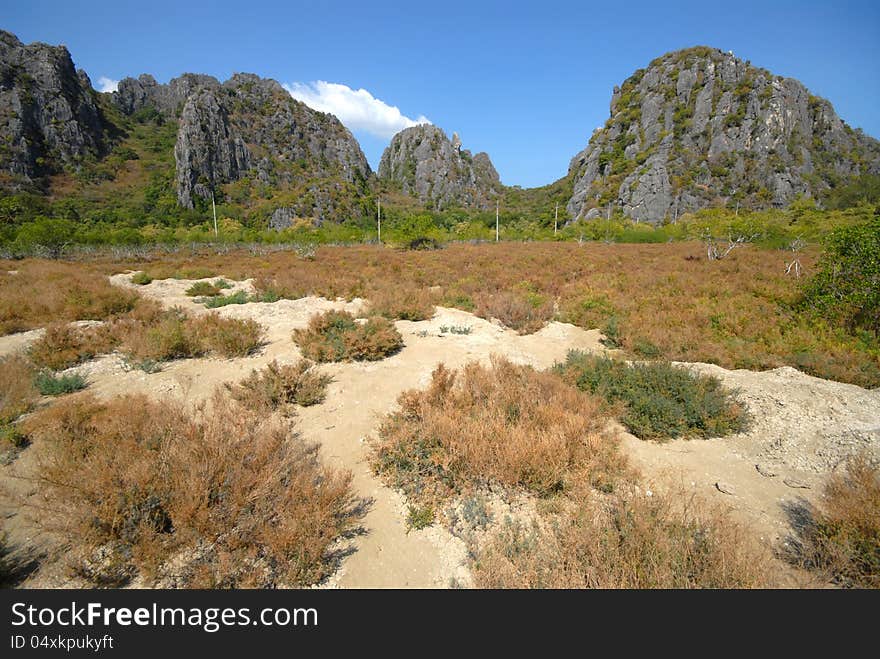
[5,0,879,187]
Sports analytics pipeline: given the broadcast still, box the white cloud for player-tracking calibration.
[97,76,119,93]
[283,81,430,139]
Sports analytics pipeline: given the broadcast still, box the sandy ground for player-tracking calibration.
[2,271,878,588]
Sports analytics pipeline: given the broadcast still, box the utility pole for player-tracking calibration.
[495,200,499,242]
[554,203,558,236]
[211,190,218,237]
[377,197,381,243]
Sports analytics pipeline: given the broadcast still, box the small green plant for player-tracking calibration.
[633,338,661,358]
[124,357,161,374]
[186,281,223,297]
[34,371,88,396]
[406,504,435,531]
[440,325,472,335]
[600,316,623,348]
[1,423,28,451]
[199,290,251,308]
[131,272,152,285]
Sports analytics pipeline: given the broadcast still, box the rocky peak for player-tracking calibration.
[567,46,880,223]
[0,30,110,186]
[378,124,501,209]
[112,72,219,117]
[173,72,370,212]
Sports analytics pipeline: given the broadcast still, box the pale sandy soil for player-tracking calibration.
[2,271,878,588]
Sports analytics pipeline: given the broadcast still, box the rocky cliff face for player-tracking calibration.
[567,46,880,223]
[112,73,219,117]
[378,125,500,209]
[0,30,111,187]
[113,71,371,219]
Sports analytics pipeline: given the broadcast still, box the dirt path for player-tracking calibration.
[2,273,877,588]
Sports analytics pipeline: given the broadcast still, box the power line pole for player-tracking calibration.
[554,203,559,236]
[377,197,381,243]
[211,190,218,238]
[495,200,499,242]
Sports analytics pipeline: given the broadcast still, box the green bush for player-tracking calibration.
[200,290,251,308]
[556,351,748,440]
[801,216,880,337]
[34,371,88,396]
[186,281,222,297]
[131,272,152,285]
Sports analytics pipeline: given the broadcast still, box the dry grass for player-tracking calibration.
[473,484,771,588]
[475,289,554,334]
[228,359,333,413]
[365,286,437,321]
[22,392,361,587]
[1,354,38,450]
[373,357,624,501]
[184,281,223,297]
[293,310,403,362]
[0,354,38,425]
[121,309,264,362]
[86,241,875,386]
[0,261,142,335]
[789,454,880,588]
[187,313,265,358]
[28,323,119,371]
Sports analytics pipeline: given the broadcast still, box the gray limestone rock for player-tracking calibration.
[378,125,500,209]
[566,46,880,224]
[0,30,110,186]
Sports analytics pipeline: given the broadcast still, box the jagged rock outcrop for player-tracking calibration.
[173,88,251,208]
[378,125,501,209]
[111,70,371,215]
[172,73,370,212]
[112,73,219,117]
[567,46,880,223]
[0,30,111,187]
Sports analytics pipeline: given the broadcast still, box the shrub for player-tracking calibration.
[790,454,879,588]
[34,371,88,396]
[121,310,204,362]
[366,287,436,321]
[185,281,223,297]
[556,351,748,440]
[131,272,152,285]
[28,323,117,371]
[406,505,435,531]
[475,291,554,334]
[0,354,38,425]
[600,316,623,348]
[188,314,265,358]
[228,359,332,413]
[473,484,770,588]
[373,357,622,502]
[121,310,264,361]
[23,392,361,587]
[294,311,403,362]
[200,290,250,308]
